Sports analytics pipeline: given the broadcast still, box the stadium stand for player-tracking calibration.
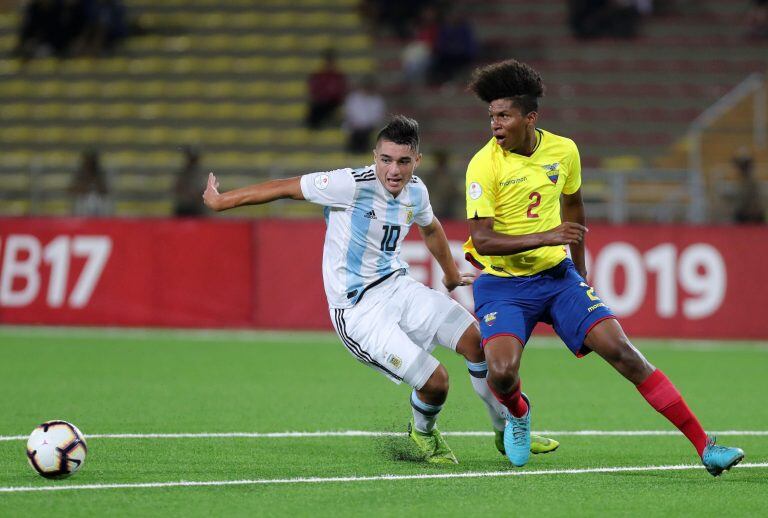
[0,0,374,217]
[373,0,767,222]
[1,0,765,221]
[379,0,768,169]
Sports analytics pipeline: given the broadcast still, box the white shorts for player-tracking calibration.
[329,273,477,390]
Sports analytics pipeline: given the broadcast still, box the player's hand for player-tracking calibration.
[544,222,587,246]
[203,172,222,211]
[443,272,475,292]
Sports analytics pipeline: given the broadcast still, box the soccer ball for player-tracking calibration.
[26,420,87,479]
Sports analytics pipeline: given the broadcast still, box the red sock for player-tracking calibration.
[488,380,529,418]
[637,369,708,456]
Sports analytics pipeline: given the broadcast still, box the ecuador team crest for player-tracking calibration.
[483,312,497,326]
[543,163,560,184]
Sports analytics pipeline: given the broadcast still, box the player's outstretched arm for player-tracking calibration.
[418,217,473,291]
[203,172,305,212]
[469,217,587,256]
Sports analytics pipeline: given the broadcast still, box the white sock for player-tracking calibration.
[467,360,506,431]
[410,390,442,433]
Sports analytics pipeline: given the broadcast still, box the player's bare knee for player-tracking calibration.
[486,357,520,393]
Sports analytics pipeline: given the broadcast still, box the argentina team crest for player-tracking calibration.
[543,163,560,184]
[405,208,414,224]
[387,354,402,369]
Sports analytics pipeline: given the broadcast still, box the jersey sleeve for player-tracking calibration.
[465,153,497,218]
[562,141,582,195]
[300,168,356,208]
[414,182,434,226]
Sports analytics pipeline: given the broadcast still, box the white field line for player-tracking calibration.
[1,463,767,493]
[1,326,766,351]
[0,326,338,344]
[2,430,767,442]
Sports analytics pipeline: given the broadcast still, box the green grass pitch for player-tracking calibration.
[0,327,766,517]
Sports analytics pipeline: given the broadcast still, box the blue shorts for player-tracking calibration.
[473,258,615,357]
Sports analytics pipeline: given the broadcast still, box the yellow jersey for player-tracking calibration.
[463,128,582,277]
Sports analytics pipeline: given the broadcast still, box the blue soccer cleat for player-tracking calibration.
[503,393,531,467]
[701,435,744,477]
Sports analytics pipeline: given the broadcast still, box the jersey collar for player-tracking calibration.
[503,128,544,159]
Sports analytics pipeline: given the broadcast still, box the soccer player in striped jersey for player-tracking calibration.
[203,115,558,464]
[463,59,743,475]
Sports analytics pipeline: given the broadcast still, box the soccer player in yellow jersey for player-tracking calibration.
[204,115,558,463]
[463,59,743,476]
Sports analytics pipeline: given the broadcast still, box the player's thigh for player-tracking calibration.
[474,298,533,351]
[472,274,539,349]
[330,305,440,390]
[398,277,476,352]
[549,265,616,357]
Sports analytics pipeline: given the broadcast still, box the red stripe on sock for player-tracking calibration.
[637,369,708,456]
[488,380,529,418]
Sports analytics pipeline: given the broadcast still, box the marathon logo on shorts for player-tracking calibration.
[483,312,497,326]
[387,354,402,369]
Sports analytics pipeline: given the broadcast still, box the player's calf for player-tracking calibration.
[416,365,449,406]
[585,319,653,385]
[410,367,449,433]
[636,369,747,474]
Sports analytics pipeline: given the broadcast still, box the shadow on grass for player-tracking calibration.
[373,421,427,463]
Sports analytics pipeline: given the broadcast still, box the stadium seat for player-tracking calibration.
[0,0,373,216]
[0,200,30,216]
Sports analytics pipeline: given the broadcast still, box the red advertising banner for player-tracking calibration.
[437,222,768,339]
[0,218,766,338]
[251,219,326,329]
[0,218,254,328]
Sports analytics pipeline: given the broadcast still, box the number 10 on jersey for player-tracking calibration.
[380,225,401,251]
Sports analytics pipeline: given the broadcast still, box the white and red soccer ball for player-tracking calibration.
[26,420,87,479]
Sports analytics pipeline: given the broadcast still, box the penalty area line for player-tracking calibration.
[2,463,767,493]
[2,430,768,442]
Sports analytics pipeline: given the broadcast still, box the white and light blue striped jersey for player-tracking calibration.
[300,165,434,309]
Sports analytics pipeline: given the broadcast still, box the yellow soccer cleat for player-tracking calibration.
[408,420,459,464]
[495,430,560,455]
[531,434,560,455]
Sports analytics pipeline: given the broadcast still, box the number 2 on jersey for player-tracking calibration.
[527,192,541,218]
[380,225,401,251]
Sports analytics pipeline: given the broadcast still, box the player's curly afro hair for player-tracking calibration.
[468,59,545,115]
[376,114,420,152]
